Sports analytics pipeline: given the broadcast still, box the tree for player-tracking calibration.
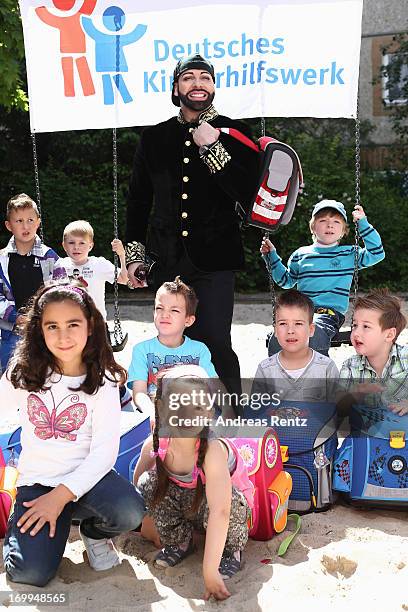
[0,0,28,110]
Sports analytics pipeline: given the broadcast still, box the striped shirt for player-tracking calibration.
[264,217,384,314]
[339,343,408,406]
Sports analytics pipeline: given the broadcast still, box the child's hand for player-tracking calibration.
[350,382,384,398]
[203,571,231,601]
[260,238,275,254]
[388,400,408,416]
[14,314,26,334]
[111,238,125,257]
[352,205,366,222]
[17,486,74,537]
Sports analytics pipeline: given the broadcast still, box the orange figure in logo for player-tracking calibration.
[36,0,97,97]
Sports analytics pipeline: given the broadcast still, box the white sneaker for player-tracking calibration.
[80,527,121,571]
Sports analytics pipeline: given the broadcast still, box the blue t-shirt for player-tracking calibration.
[127,335,217,396]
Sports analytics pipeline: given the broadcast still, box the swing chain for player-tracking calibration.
[260,117,266,138]
[259,117,276,328]
[352,99,361,310]
[30,131,44,241]
[263,230,277,328]
[112,127,124,344]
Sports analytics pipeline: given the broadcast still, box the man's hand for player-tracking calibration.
[203,571,231,601]
[260,238,275,254]
[352,204,366,222]
[17,485,74,537]
[127,262,147,288]
[192,122,219,148]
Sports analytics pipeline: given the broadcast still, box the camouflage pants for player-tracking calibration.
[138,470,250,553]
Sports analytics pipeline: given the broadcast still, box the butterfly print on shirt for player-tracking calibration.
[27,392,87,441]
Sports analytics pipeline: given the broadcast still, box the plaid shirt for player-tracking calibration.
[339,343,408,406]
[3,235,45,257]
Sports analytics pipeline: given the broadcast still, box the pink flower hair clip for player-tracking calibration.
[150,447,166,460]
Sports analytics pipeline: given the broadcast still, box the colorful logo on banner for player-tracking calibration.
[34,1,147,104]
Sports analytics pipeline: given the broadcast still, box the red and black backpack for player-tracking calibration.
[220,128,303,232]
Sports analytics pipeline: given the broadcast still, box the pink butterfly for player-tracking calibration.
[27,393,87,441]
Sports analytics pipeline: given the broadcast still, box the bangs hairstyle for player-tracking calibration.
[354,288,407,340]
[158,276,198,316]
[309,207,349,238]
[6,193,40,220]
[8,283,126,394]
[276,289,314,323]
[151,370,210,516]
[63,220,94,241]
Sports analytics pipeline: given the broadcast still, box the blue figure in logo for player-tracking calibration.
[81,7,147,105]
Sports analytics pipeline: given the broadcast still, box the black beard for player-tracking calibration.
[178,90,215,112]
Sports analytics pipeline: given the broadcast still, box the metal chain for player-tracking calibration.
[259,116,276,327]
[263,230,277,327]
[260,116,266,138]
[112,127,124,344]
[30,132,44,241]
[352,98,361,312]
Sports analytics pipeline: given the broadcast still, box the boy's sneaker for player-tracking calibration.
[80,526,121,571]
[218,551,242,580]
[155,539,194,568]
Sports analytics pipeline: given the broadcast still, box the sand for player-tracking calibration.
[1,299,407,611]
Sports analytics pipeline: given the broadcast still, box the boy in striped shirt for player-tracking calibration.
[261,200,384,356]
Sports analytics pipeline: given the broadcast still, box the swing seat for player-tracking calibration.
[109,330,128,352]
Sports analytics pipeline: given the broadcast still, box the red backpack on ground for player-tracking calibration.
[231,429,292,541]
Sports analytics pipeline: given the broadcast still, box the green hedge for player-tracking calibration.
[0,110,406,293]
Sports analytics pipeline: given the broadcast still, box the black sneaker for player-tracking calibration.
[218,551,242,579]
[155,540,194,568]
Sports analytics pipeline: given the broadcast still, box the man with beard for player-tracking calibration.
[125,54,259,399]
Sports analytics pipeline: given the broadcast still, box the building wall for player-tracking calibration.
[360,0,408,145]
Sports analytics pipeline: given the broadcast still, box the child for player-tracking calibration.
[0,193,65,370]
[261,200,384,356]
[134,365,253,602]
[339,288,408,416]
[128,276,217,415]
[252,289,339,402]
[60,220,128,321]
[1,284,145,587]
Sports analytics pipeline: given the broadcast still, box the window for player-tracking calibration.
[382,52,408,106]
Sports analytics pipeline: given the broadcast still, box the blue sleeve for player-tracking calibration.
[122,24,147,45]
[357,217,385,269]
[263,248,299,289]
[127,343,148,388]
[81,15,99,39]
[199,344,218,378]
[44,248,59,262]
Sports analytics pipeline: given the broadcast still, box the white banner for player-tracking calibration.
[20,0,363,133]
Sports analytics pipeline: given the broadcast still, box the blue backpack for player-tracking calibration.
[267,401,338,513]
[333,406,408,507]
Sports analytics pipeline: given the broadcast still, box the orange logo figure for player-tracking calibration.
[36,0,97,97]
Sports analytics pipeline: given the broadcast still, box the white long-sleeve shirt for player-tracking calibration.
[0,371,121,500]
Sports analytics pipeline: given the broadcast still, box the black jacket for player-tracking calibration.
[125,107,259,272]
